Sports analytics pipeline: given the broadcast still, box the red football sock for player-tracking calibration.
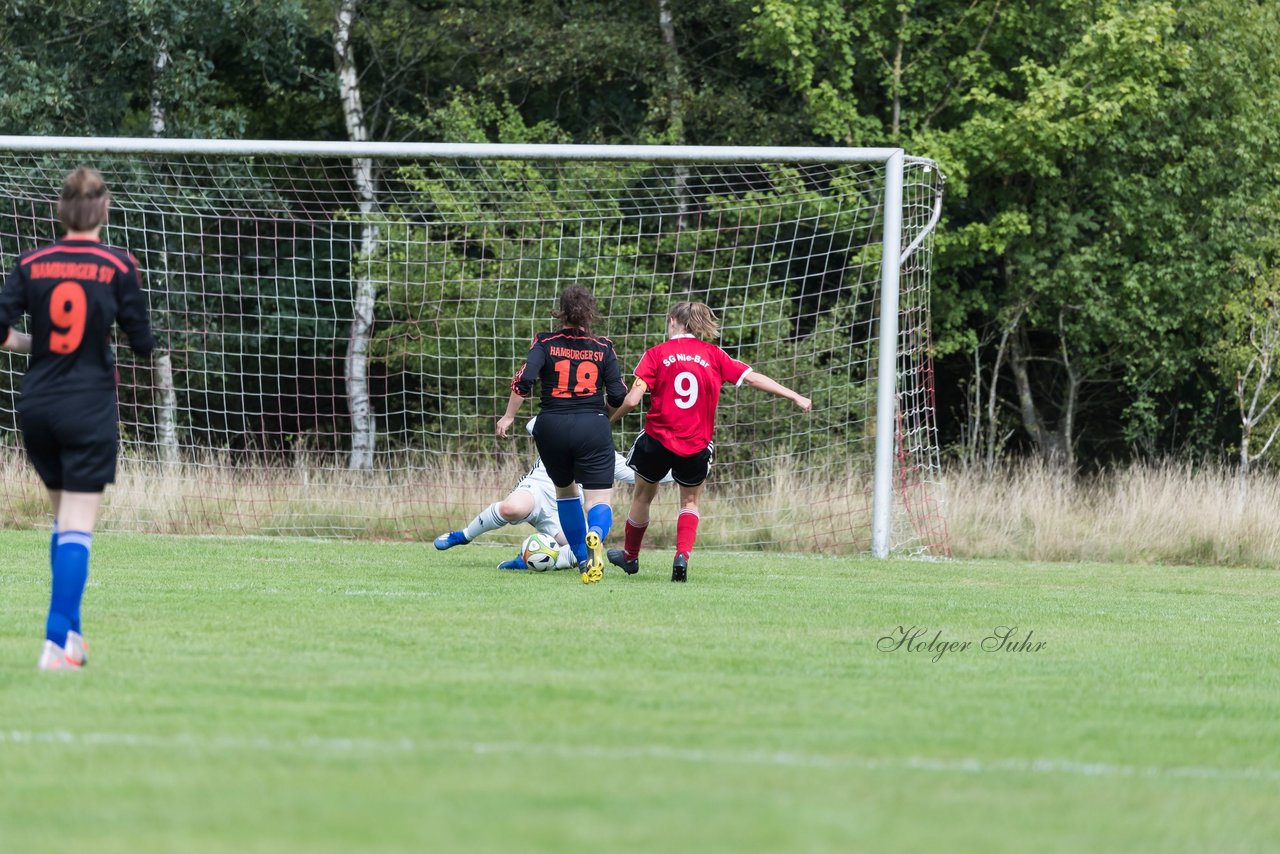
[623,517,648,559]
[676,509,700,556]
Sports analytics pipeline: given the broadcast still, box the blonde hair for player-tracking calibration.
[59,167,110,233]
[669,301,720,340]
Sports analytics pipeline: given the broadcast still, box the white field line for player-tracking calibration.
[3,730,1278,784]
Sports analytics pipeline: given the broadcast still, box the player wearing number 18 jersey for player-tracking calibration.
[608,302,811,582]
[496,285,626,583]
[0,167,154,670]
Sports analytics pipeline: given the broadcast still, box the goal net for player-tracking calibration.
[0,139,947,556]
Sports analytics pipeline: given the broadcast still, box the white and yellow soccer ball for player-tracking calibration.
[521,533,560,571]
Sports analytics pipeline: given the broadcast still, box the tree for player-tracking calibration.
[335,0,380,470]
[1219,278,1280,475]
[1,0,351,464]
[740,0,1280,467]
[948,0,1280,464]
[6,0,1277,470]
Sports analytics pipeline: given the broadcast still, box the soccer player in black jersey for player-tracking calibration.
[496,285,626,583]
[0,167,155,670]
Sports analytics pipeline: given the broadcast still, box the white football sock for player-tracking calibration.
[463,503,508,541]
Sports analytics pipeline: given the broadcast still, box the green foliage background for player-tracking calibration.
[366,157,882,468]
[1,0,1278,468]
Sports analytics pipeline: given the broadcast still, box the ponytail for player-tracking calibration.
[668,302,720,340]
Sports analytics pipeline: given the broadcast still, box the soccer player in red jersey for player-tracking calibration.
[496,285,626,583]
[608,301,811,581]
[0,167,155,669]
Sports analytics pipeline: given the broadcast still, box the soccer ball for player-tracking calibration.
[521,533,560,572]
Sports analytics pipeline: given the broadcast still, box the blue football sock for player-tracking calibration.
[47,530,91,646]
[586,503,613,542]
[49,520,58,572]
[557,496,588,563]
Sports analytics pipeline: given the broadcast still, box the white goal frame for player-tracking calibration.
[0,136,943,557]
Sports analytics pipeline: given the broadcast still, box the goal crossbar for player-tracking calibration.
[0,135,904,165]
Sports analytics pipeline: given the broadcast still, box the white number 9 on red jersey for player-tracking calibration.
[673,370,699,408]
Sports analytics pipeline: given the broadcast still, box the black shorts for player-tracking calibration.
[625,430,713,488]
[18,391,119,492]
[532,411,616,490]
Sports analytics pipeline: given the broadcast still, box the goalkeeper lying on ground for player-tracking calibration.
[433,419,670,570]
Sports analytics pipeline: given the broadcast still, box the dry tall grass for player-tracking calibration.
[5,447,1277,565]
[946,461,1280,566]
[0,450,880,554]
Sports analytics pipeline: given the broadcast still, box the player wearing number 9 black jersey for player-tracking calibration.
[608,302,811,582]
[0,167,155,670]
[497,285,626,583]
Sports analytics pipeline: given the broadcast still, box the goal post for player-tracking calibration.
[874,150,906,559]
[0,136,947,557]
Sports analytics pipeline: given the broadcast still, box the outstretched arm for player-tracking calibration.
[496,392,526,436]
[744,370,811,412]
[609,378,648,424]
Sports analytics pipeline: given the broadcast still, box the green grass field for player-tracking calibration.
[1,529,1278,853]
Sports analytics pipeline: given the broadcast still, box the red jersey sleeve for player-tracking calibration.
[715,346,751,387]
[634,349,658,387]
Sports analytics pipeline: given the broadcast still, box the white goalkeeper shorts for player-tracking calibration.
[513,470,565,540]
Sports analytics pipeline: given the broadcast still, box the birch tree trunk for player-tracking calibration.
[1234,306,1280,488]
[890,8,906,138]
[984,318,1016,474]
[149,29,180,466]
[335,0,378,470]
[1008,326,1072,466]
[657,0,690,233]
